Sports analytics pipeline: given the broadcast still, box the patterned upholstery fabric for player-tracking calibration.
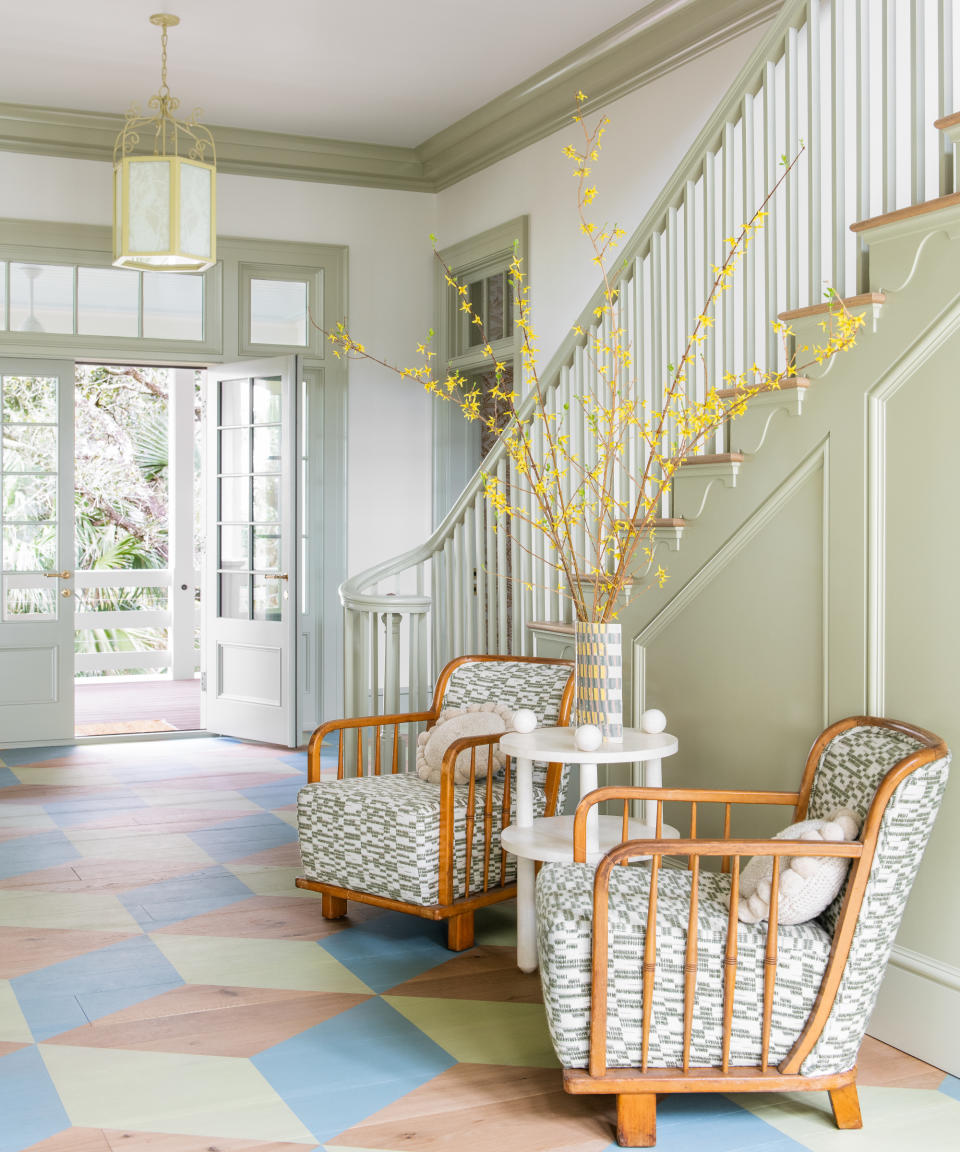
[297,659,573,907]
[441,660,573,805]
[299,773,550,905]
[536,722,949,1078]
[800,728,949,1074]
[536,865,833,1068]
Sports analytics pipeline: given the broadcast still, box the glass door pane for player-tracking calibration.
[216,374,285,623]
[1,374,60,619]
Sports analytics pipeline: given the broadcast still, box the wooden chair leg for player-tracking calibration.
[617,1093,656,1147]
[321,893,347,920]
[829,1083,863,1130]
[446,911,475,951]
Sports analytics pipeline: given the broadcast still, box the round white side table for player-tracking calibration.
[499,726,679,973]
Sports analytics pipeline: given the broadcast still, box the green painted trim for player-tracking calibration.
[419,0,780,190]
[0,1,776,192]
[0,216,348,365]
[864,287,960,716]
[631,437,832,730]
[432,217,528,524]
[237,261,324,359]
[0,102,428,191]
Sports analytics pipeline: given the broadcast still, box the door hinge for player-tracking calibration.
[200,672,207,693]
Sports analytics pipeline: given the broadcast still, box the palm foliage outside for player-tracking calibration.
[2,364,190,675]
[72,365,175,676]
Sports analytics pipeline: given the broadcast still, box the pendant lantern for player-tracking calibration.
[113,14,216,273]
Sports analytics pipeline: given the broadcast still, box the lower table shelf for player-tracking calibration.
[501,814,680,865]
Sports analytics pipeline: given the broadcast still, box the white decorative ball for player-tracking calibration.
[574,724,603,751]
[513,708,537,733]
[640,708,667,734]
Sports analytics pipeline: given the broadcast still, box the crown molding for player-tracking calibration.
[0,102,430,191]
[0,0,776,193]
[417,0,780,189]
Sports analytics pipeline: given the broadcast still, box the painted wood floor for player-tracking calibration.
[0,738,957,1151]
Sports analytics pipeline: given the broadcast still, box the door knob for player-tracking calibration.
[264,573,289,581]
[45,571,72,579]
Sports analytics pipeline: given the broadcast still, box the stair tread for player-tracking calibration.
[850,191,960,234]
[527,620,575,634]
[934,110,960,131]
[679,452,744,466]
[778,293,885,322]
[715,378,809,398]
[629,516,687,527]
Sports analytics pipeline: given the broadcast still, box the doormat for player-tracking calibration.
[75,719,178,736]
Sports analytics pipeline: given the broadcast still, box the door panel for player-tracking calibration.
[0,359,75,744]
[204,357,297,746]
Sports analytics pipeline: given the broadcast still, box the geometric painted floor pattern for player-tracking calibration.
[0,737,957,1151]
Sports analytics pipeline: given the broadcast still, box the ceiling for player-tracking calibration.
[0,0,653,147]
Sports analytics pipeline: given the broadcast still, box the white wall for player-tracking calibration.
[0,151,438,579]
[436,26,766,370]
[0,24,766,578]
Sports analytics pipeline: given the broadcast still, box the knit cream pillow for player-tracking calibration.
[735,807,860,925]
[416,703,516,785]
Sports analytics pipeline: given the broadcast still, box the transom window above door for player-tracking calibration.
[0,260,205,343]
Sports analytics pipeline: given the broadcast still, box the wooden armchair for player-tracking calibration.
[535,716,949,1147]
[296,654,574,950]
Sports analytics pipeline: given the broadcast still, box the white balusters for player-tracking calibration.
[785,24,801,311]
[911,0,926,205]
[939,0,955,196]
[882,0,898,212]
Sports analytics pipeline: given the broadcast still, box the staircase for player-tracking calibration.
[340,0,960,721]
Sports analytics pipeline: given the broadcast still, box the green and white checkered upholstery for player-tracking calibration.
[298,659,573,906]
[537,865,833,1068]
[800,726,949,1074]
[537,722,949,1076]
[299,773,551,904]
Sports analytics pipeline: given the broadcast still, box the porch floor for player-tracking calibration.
[74,677,203,736]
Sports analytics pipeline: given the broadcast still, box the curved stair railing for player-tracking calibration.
[342,0,960,719]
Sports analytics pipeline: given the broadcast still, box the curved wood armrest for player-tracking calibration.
[438,733,509,784]
[591,836,864,869]
[434,732,568,905]
[437,733,515,907]
[576,784,800,810]
[572,785,801,859]
[306,710,436,782]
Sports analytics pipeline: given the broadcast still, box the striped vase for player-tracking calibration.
[575,621,623,744]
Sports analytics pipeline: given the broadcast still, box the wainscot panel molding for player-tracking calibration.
[865,289,960,716]
[631,438,831,733]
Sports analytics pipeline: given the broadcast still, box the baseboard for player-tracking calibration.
[868,945,960,1077]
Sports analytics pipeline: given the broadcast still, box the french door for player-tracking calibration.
[0,359,75,744]
[204,357,298,746]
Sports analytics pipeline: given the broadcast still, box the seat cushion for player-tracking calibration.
[536,862,833,1070]
[298,773,550,906]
